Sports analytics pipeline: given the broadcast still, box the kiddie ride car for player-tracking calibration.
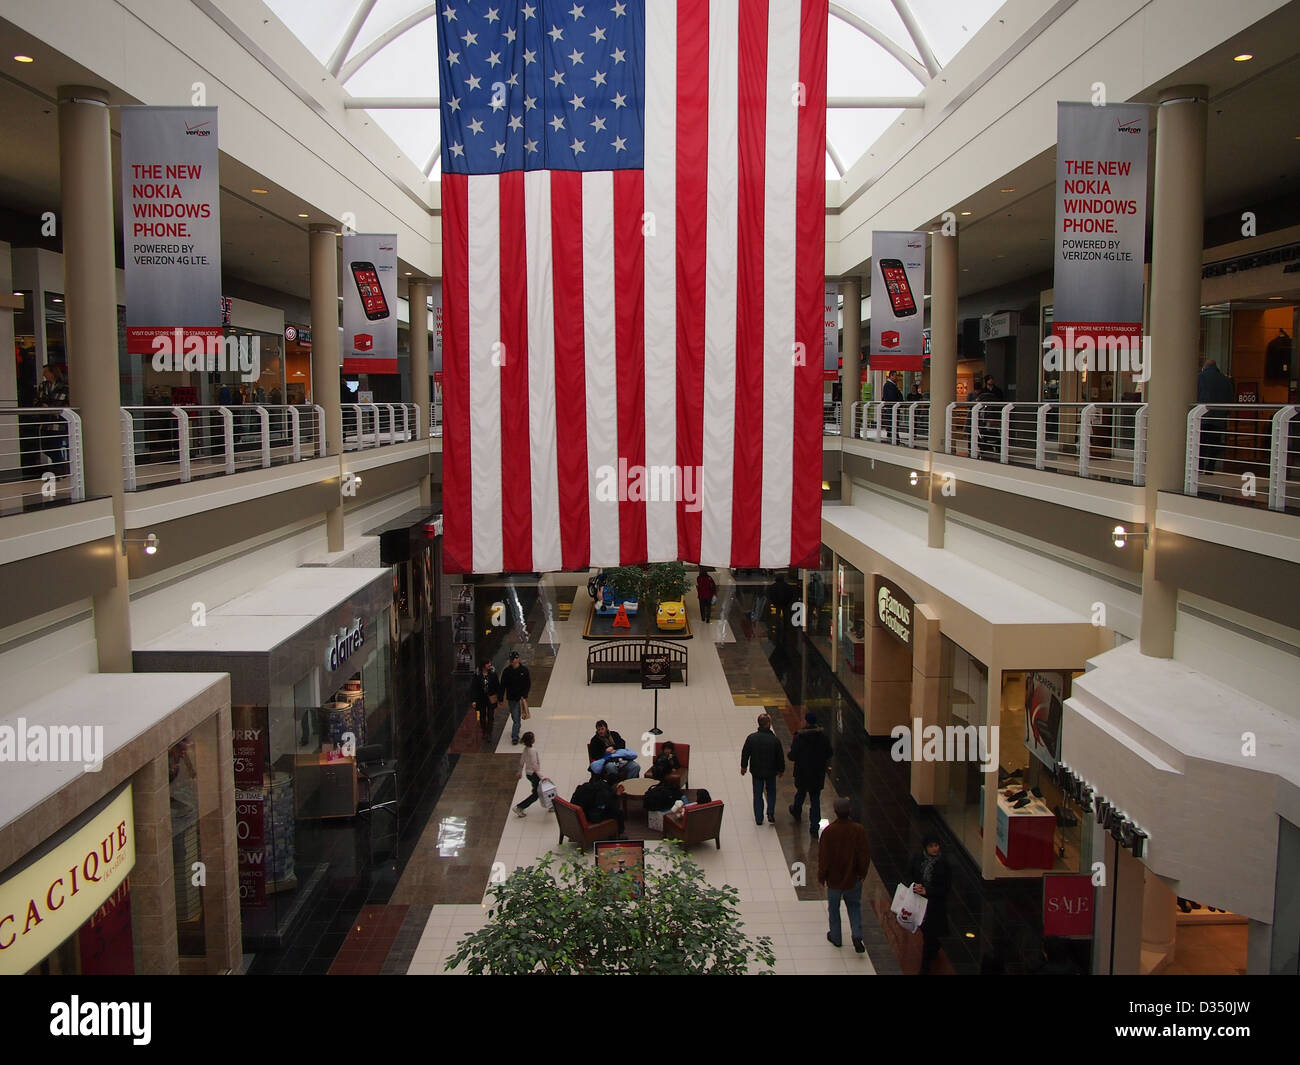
[589,571,638,616]
[656,598,686,631]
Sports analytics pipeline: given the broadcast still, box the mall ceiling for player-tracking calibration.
[1,4,1298,310]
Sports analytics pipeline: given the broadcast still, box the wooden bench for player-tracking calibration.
[586,639,688,686]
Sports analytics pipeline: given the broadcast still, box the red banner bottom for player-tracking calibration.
[126,326,224,357]
[343,358,399,374]
[1051,321,1143,343]
[869,354,925,371]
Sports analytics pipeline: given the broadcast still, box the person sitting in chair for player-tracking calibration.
[646,741,681,782]
[586,720,641,779]
[571,776,625,836]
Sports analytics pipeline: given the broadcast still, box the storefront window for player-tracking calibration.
[995,670,1086,874]
[834,562,865,696]
[935,636,987,862]
[168,735,205,956]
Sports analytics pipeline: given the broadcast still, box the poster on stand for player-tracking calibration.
[870,232,925,370]
[119,106,223,356]
[341,233,398,374]
[1052,102,1150,343]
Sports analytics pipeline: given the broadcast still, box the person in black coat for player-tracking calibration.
[907,834,952,975]
[499,651,531,745]
[882,371,904,403]
[469,660,501,738]
[1196,359,1233,472]
[740,713,785,826]
[587,720,627,763]
[788,713,833,837]
[570,777,624,836]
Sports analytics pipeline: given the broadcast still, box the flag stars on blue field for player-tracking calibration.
[439,0,643,173]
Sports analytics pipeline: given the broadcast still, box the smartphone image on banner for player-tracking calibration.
[350,261,390,321]
[878,258,918,318]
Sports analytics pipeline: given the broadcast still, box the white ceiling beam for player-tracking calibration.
[890,0,942,79]
[339,3,439,83]
[826,140,847,177]
[326,0,378,78]
[344,97,440,108]
[423,142,441,177]
[828,96,923,108]
[828,2,928,85]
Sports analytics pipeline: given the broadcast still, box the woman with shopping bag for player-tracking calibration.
[905,834,951,974]
[513,733,543,817]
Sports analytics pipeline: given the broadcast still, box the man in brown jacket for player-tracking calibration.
[818,797,871,952]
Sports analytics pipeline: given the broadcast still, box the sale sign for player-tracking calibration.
[870,232,925,370]
[341,233,399,374]
[1052,102,1150,342]
[119,107,223,355]
[1043,873,1095,938]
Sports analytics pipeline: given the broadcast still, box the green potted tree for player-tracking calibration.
[445,844,775,974]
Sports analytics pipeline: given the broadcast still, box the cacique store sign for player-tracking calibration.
[874,576,914,650]
[325,618,365,673]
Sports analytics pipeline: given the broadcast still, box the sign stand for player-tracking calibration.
[640,651,670,736]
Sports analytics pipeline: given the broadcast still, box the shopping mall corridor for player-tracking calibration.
[246,573,1043,976]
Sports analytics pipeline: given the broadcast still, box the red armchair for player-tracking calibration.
[553,797,619,848]
[662,800,724,849]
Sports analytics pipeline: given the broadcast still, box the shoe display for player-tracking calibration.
[1013,796,1031,809]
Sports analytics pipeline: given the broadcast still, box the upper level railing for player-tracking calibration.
[823,400,842,435]
[0,407,85,516]
[1186,404,1298,514]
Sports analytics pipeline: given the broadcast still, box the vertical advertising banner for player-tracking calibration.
[341,233,399,373]
[1052,102,1150,342]
[870,231,925,369]
[823,282,839,379]
[431,279,443,373]
[1024,670,1065,771]
[119,107,222,356]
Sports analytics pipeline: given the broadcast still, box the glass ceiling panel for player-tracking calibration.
[834,0,919,69]
[908,0,1006,67]
[352,0,435,55]
[264,0,358,64]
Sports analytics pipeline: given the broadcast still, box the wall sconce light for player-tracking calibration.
[908,470,919,486]
[125,533,160,555]
[1111,525,1147,550]
[821,480,831,491]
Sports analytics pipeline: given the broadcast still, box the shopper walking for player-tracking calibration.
[695,567,717,623]
[767,572,796,633]
[514,732,542,817]
[788,712,833,836]
[469,659,501,738]
[500,650,531,745]
[1197,358,1232,472]
[882,370,903,403]
[907,834,952,974]
[740,713,785,825]
[818,798,871,952]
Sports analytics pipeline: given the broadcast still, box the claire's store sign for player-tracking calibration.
[874,576,914,649]
[0,786,135,975]
[326,618,365,672]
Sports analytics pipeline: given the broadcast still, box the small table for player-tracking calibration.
[618,777,654,817]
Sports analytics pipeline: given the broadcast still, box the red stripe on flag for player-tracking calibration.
[498,172,532,572]
[730,0,768,569]
[441,173,472,573]
[551,171,590,571]
[791,0,828,568]
[614,170,647,564]
[676,0,709,564]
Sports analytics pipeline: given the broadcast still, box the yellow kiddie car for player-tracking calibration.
[656,598,687,631]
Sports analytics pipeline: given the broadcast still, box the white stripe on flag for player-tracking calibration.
[583,171,620,566]
[525,170,562,572]
[698,0,740,566]
[643,0,678,562]
[468,175,503,573]
[760,0,800,567]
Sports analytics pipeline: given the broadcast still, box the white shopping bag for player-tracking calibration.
[538,778,557,812]
[891,882,928,935]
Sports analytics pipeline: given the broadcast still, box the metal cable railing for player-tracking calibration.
[1186,404,1298,513]
[0,407,85,515]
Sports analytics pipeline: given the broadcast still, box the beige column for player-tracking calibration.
[840,276,862,412]
[928,231,958,548]
[408,278,434,507]
[129,752,180,974]
[193,706,241,973]
[310,225,345,551]
[908,604,942,803]
[59,86,132,672]
[1139,87,1207,658]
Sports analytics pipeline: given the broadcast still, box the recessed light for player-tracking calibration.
[52,297,63,303]
[1233,53,1253,62]
[404,271,412,275]
[297,212,309,218]
[999,187,1015,193]
[13,55,34,63]
[251,188,269,195]
[960,210,972,216]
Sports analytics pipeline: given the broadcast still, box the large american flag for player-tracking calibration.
[438,0,827,573]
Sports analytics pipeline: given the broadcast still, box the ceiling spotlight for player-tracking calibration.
[999,187,1016,193]
[251,188,269,195]
[1233,53,1253,62]
[821,480,831,491]
[297,212,309,218]
[13,55,34,63]
[960,210,972,216]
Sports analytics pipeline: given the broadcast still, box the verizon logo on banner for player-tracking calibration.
[1052,102,1150,343]
[119,107,223,356]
